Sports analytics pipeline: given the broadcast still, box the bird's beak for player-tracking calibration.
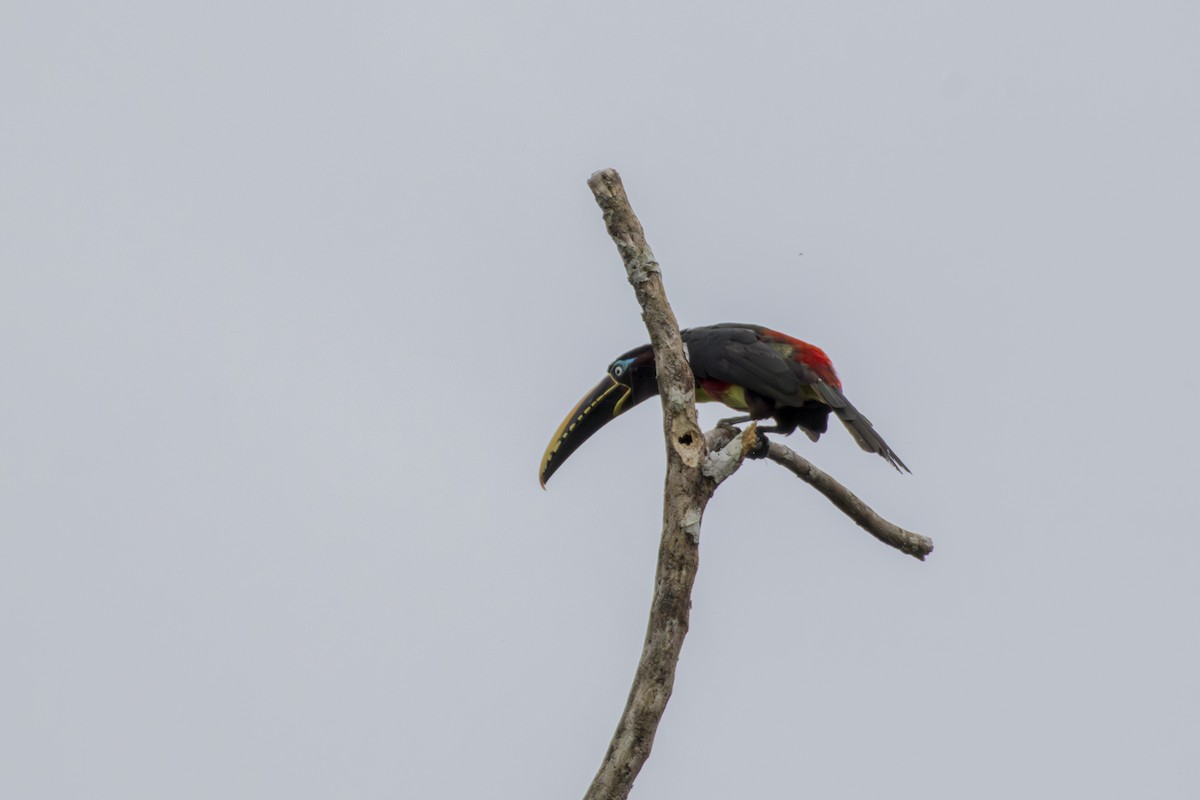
[539,375,633,487]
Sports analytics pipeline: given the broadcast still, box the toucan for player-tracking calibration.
[539,323,908,486]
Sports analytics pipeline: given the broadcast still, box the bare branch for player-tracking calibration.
[583,170,749,800]
[702,423,760,487]
[578,169,929,800]
[586,169,702,470]
[765,440,934,560]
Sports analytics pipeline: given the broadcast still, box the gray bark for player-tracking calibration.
[765,441,934,559]
[582,170,751,800]
[579,169,932,800]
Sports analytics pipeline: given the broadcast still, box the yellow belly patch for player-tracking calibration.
[695,383,748,410]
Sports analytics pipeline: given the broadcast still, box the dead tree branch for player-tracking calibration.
[707,425,931,559]
[580,168,931,800]
[764,441,933,559]
[582,169,752,800]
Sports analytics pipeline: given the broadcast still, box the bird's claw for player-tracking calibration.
[746,430,770,460]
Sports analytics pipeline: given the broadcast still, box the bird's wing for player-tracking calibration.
[683,325,814,403]
[689,324,910,473]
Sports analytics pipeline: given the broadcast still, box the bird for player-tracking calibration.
[539,323,908,486]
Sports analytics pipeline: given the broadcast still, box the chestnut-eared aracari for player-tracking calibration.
[539,323,908,486]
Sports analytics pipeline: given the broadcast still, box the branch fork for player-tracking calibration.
[580,169,931,800]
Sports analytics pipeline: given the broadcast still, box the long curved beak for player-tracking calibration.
[539,375,633,487]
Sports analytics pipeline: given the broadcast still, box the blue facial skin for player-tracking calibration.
[608,356,636,383]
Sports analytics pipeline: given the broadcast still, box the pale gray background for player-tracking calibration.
[3,2,1198,797]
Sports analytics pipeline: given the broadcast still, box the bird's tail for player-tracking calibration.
[814,384,910,473]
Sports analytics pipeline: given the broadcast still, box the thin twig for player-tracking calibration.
[765,440,934,560]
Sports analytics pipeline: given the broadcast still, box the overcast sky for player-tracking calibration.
[4,2,1199,798]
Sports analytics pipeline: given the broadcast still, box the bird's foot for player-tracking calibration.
[746,430,770,460]
[718,415,753,429]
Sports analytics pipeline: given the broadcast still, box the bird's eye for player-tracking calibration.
[611,363,625,378]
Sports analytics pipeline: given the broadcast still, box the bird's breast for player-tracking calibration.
[695,379,748,411]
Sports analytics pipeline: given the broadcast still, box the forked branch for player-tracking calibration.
[580,168,930,800]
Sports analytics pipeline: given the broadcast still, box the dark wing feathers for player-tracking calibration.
[685,324,910,474]
[683,326,804,403]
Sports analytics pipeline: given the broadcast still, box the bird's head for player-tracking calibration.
[539,344,659,487]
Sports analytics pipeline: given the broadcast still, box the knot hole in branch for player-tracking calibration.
[678,433,693,446]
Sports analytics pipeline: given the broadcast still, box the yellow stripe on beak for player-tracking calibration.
[539,376,632,487]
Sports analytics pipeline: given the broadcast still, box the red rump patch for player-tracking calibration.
[760,327,842,388]
[698,378,732,400]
